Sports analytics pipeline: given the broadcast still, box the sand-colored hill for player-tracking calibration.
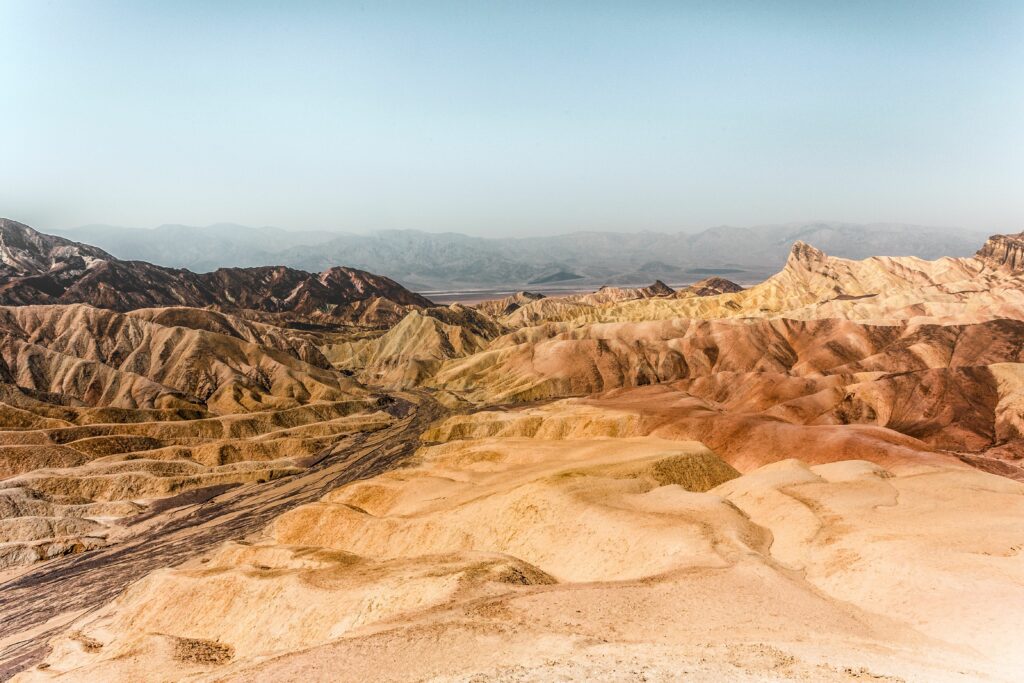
[472,290,545,317]
[674,275,744,297]
[325,296,416,328]
[16,410,1023,681]
[565,280,675,306]
[323,306,504,388]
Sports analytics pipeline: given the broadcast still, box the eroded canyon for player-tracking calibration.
[1,220,1022,682]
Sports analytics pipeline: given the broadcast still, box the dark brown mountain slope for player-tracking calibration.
[0,219,432,313]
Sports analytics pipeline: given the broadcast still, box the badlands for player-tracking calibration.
[1,221,1023,681]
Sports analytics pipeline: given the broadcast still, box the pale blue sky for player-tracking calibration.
[1,1,1021,236]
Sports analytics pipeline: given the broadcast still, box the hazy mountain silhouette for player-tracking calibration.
[53,221,992,289]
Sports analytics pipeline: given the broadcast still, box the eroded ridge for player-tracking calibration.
[2,228,1024,681]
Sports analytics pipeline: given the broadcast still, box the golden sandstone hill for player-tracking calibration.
[2,229,1024,682]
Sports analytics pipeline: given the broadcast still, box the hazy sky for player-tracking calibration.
[2,1,1021,236]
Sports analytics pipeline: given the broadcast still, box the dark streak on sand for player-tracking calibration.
[0,390,445,681]
[130,483,241,523]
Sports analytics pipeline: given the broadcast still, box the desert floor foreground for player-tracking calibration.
[2,234,1024,681]
[12,404,1024,682]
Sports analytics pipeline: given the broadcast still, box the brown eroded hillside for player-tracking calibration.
[0,219,432,314]
[3,230,1024,682]
[0,303,396,571]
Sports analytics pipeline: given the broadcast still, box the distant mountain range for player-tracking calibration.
[0,219,430,313]
[52,221,993,290]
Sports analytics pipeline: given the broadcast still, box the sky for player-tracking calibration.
[1,1,1022,237]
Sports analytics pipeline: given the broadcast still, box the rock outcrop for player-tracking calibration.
[976,232,1024,272]
[676,276,744,297]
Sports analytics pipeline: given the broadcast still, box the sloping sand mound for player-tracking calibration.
[473,291,545,317]
[564,280,674,305]
[17,420,1024,682]
[324,306,505,388]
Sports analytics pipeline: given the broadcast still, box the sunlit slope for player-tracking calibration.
[18,410,1023,682]
[0,304,389,569]
[503,238,1024,326]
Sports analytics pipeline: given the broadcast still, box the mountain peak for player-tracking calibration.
[975,232,1024,272]
[786,240,828,267]
[680,276,744,297]
[0,217,112,281]
[646,280,674,296]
